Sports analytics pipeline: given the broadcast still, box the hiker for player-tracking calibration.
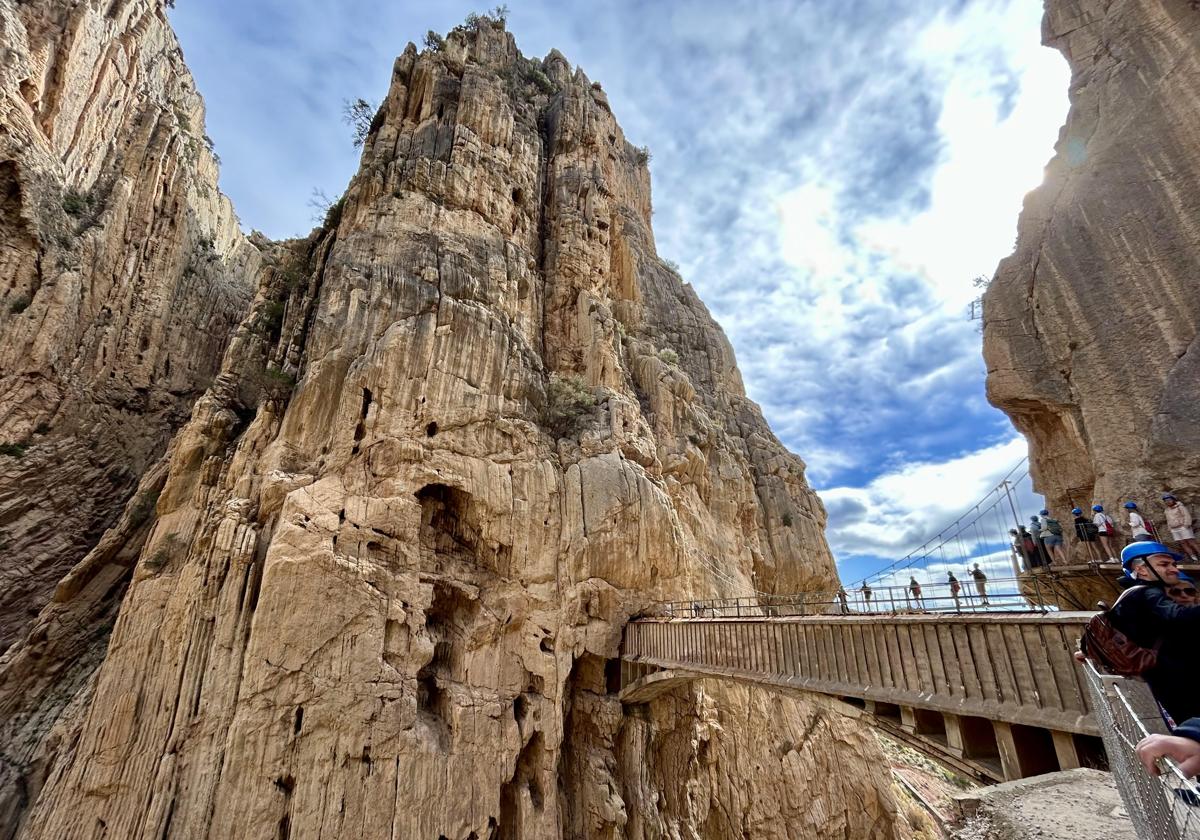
[948,571,962,610]
[837,586,848,614]
[1137,719,1200,778]
[1073,507,1102,563]
[1010,529,1030,572]
[970,563,989,605]
[1029,515,1051,566]
[860,581,872,607]
[1037,509,1068,565]
[1107,542,1200,724]
[908,576,923,609]
[1017,525,1042,569]
[1125,501,1155,541]
[1168,576,1198,607]
[1092,505,1119,561]
[1163,494,1200,562]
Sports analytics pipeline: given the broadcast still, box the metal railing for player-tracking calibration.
[652,570,1115,619]
[1081,660,1200,839]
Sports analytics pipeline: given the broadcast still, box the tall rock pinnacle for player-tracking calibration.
[0,6,912,838]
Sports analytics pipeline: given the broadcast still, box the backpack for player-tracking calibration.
[1079,586,1160,677]
[1045,518,1063,536]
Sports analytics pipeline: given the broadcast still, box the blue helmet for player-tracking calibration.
[1072,507,1082,515]
[1040,509,1049,516]
[1093,504,1104,512]
[1120,541,1183,575]
[1124,501,1138,509]
[1163,494,1177,501]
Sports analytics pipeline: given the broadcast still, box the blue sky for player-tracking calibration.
[170,0,1068,586]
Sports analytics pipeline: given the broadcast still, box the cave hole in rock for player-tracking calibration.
[352,387,372,454]
[512,187,524,205]
[416,580,480,740]
[425,421,438,437]
[499,731,545,838]
[416,483,510,575]
[293,706,304,735]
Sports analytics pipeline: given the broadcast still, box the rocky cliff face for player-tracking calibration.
[984,0,1200,521]
[0,0,255,653]
[0,7,911,839]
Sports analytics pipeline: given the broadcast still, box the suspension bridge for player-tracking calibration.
[617,460,1200,806]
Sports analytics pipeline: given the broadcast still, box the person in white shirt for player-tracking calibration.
[1125,501,1154,541]
[1092,504,1118,562]
[1163,494,1200,561]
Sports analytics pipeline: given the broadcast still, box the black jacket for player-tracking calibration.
[1109,582,1200,724]
[1178,717,1200,744]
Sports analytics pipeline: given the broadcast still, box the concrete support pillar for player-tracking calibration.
[993,721,1023,781]
[900,705,917,735]
[1052,730,1081,770]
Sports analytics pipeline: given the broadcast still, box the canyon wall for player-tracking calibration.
[0,5,913,839]
[0,0,255,652]
[984,0,1200,523]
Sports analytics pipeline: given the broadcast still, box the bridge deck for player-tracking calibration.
[619,611,1098,780]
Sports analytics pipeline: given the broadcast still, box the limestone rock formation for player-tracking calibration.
[984,0,1200,523]
[0,7,912,839]
[0,0,255,652]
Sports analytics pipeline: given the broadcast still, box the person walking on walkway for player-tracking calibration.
[836,586,848,614]
[1163,494,1199,562]
[908,576,923,609]
[1017,525,1041,569]
[1029,515,1052,566]
[860,581,872,608]
[1010,528,1031,572]
[1073,507,1102,563]
[970,563,989,605]
[1125,500,1155,542]
[948,571,962,610]
[1108,541,1200,725]
[1093,504,1118,561]
[1037,509,1068,565]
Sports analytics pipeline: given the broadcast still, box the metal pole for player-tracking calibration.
[1002,479,1022,530]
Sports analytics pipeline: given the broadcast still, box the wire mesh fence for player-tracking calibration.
[1081,660,1200,839]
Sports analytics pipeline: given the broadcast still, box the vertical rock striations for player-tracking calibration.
[984,0,1200,514]
[1,11,910,840]
[0,0,255,652]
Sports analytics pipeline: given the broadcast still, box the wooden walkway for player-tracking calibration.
[619,612,1101,782]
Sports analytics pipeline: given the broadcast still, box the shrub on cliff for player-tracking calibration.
[543,374,596,437]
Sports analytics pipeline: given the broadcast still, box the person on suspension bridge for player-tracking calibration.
[1009,529,1031,572]
[1029,515,1052,566]
[1107,541,1200,725]
[1163,493,1200,563]
[947,571,962,610]
[860,581,872,608]
[908,576,924,610]
[970,563,989,605]
[1036,509,1068,565]
[1125,500,1156,542]
[1092,504,1119,562]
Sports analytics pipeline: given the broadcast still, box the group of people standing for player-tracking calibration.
[1009,493,1198,569]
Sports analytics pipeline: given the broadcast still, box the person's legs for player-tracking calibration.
[1179,536,1200,560]
[1098,534,1116,561]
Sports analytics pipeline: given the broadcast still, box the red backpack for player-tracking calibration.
[1079,586,1160,677]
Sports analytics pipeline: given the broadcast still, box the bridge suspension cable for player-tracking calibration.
[849,457,1033,588]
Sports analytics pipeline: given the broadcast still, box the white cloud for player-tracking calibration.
[820,435,1040,563]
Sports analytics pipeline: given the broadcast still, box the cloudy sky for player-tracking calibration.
[170,0,1070,587]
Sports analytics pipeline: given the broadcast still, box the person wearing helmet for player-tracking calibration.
[1125,501,1155,541]
[1073,507,1101,563]
[1029,515,1051,566]
[1036,508,1067,565]
[1108,541,1200,724]
[969,562,989,605]
[1163,494,1199,562]
[1092,504,1118,562]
